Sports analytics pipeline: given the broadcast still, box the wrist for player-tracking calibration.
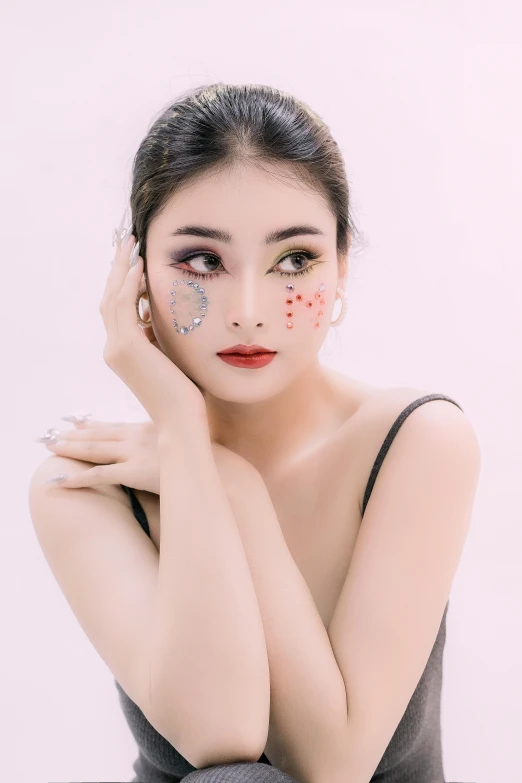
[157,414,212,453]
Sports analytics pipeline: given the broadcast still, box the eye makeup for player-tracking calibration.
[167,246,322,281]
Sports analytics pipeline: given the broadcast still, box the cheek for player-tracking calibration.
[283,282,327,330]
[154,276,330,334]
[167,279,209,335]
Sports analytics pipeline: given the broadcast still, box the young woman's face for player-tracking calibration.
[143,163,346,404]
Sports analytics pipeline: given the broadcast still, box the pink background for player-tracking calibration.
[4,1,520,782]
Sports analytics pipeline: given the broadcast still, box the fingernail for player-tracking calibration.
[61,413,92,424]
[129,241,140,266]
[35,429,60,443]
[35,434,58,444]
[42,474,68,486]
[112,208,131,247]
[118,207,130,233]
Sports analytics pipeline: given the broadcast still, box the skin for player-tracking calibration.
[138,161,352,476]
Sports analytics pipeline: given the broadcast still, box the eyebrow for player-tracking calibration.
[167,224,326,245]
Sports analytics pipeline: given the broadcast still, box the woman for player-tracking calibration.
[29,83,481,783]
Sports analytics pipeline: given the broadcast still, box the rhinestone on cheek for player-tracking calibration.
[287,322,294,329]
[170,280,207,334]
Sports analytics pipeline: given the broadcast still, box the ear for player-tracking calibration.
[337,236,350,290]
[337,265,348,292]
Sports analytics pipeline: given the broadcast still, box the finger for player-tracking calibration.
[45,438,124,464]
[102,231,135,310]
[100,232,137,333]
[42,464,123,489]
[114,252,144,339]
[61,419,126,440]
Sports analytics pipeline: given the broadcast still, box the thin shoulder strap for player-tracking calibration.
[119,484,151,538]
[361,393,464,519]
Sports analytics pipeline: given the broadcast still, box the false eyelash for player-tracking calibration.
[170,249,320,281]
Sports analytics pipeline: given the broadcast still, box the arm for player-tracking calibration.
[224,403,481,783]
[222,467,354,783]
[148,418,270,768]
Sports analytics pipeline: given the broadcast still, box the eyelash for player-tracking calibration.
[170,249,321,281]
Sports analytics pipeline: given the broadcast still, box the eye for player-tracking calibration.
[276,250,320,277]
[169,248,321,280]
[171,252,222,280]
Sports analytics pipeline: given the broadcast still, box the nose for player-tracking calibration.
[225,278,268,330]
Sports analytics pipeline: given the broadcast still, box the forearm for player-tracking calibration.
[148,419,270,763]
[227,471,358,783]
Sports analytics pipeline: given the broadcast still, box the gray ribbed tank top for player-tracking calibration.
[115,393,466,783]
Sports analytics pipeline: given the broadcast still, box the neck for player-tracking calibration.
[203,361,346,476]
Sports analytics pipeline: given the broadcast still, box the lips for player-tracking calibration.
[217,352,277,368]
[219,351,275,356]
[217,345,275,355]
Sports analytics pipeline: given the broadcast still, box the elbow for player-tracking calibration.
[149,702,267,770]
[191,737,266,770]
[161,724,265,770]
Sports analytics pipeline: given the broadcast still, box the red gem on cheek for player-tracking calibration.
[286,311,293,318]
[296,294,303,301]
[286,298,293,305]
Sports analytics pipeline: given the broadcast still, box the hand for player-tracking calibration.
[41,417,162,495]
[100,230,207,430]
[40,417,260,496]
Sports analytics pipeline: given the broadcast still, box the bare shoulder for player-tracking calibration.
[346,384,471,515]
[355,383,467,428]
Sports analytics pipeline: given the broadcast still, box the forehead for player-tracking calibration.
[154,163,335,239]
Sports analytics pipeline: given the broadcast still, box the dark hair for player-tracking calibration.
[128,82,363,285]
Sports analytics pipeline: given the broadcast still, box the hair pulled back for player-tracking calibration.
[128,82,362,286]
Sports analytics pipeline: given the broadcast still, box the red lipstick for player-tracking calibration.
[218,344,274,354]
[217,345,277,369]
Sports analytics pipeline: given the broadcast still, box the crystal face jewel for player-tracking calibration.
[169,280,208,334]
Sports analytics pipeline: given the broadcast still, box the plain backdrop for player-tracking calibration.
[2,1,521,782]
